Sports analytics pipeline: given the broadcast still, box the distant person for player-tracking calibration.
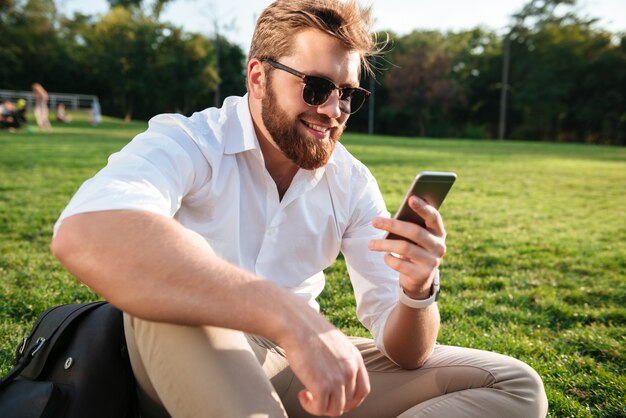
[55,103,72,123]
[90,98,101,126]
[16,99,27,125]
[31,83,52,131]
[0,100,25,130]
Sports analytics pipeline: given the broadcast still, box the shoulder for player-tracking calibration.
[328,142,376,186]
[146,96,242,147]
[325,141,384,213]
[325,141,388,228]
[132,96,247,163]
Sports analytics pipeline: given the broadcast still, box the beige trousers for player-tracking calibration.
[124,314,548,418]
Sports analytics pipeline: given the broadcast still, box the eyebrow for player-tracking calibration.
[265,59,360,89]
[308,72,360,89]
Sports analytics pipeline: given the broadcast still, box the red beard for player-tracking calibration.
[261,78,344,170]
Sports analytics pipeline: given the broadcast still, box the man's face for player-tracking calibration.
[260,29,361,170]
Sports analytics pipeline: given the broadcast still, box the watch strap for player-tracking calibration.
[398,270,440,309]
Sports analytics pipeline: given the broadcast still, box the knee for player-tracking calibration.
[509,359,549,417]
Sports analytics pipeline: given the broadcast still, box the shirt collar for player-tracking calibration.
[224,93,260,155]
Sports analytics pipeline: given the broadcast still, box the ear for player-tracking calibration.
[247,59,267,100]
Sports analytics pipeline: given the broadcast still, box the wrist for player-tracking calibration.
[398,270,440,309]
[401,286,431,300]
[271,289,335,348]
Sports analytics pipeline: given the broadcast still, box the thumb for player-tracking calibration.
[298,389,313,405]
[298,390,319,415]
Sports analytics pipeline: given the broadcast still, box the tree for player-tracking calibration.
[566,31,625,144]
[212,35,246,105]
[106,0,173,19]
[4,0,60,86]
[154,28,220,115]
[85,6,159,120]
[501,0,625,144]
[0,0,22,87]
[384,31,464,137]
[107,0,143,8]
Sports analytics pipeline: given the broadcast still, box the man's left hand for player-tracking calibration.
[369,196,446,299]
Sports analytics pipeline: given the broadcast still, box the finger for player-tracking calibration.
[342,363,357,412]
[300,387,345,418]
[371,216,427,246]
[299,389,328,417]
[408,196,446,238]
[298,390,317,415]
[383,251,439,279]
[372,217,443,253]
[369,231,446,261]
[344,359,370,412]
[326,385,347,417]
[337,353,362,413]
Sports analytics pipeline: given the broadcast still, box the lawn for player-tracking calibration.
[1,114,625,417]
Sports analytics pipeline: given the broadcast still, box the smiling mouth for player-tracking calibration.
[301,119,335,134]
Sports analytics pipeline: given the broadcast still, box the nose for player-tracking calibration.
[316,90,342,120]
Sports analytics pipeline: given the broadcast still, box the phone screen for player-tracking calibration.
[386,171,457,240]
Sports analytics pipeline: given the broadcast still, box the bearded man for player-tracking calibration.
[52,1,548,417]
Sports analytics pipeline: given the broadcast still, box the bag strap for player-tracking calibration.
[0,336,47,389]
[0,301,107,390]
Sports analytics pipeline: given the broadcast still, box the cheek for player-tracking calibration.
[281,85,312,116]
[267,74,306,115]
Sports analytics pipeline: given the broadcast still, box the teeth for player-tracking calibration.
[303,121,329,133]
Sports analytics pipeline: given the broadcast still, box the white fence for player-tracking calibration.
[0,89,98,110]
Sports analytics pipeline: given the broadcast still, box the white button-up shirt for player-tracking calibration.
[55,95,400,354]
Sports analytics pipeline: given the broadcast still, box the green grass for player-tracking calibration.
[1,114,625,417]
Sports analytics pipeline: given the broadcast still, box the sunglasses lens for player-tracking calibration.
[302,75,369,114]
[340,89,367,114]
[303,77,334,106]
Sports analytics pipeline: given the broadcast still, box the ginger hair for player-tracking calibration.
[248,0,381,76]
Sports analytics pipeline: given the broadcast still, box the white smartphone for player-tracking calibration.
[385,171,457,240]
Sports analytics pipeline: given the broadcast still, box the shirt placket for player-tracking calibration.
[255,169,323,277]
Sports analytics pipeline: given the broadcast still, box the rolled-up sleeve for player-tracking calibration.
[54,114,210,235]
[341,174,399,357]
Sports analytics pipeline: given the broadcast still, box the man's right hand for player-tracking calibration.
[52,210,370,416]
[279,322,370,416]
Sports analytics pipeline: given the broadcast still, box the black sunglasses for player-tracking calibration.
[263,59,370,115]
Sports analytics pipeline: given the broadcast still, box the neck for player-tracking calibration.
[257,132,299,199]
[249,109,299,199]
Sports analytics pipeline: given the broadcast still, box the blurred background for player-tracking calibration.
[1,0,624,144]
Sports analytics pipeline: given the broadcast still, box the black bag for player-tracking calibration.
[0,301,137,418]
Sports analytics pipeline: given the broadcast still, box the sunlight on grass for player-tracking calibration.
[1,121,625,416]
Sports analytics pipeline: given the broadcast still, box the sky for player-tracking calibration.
[60,0,626,53]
